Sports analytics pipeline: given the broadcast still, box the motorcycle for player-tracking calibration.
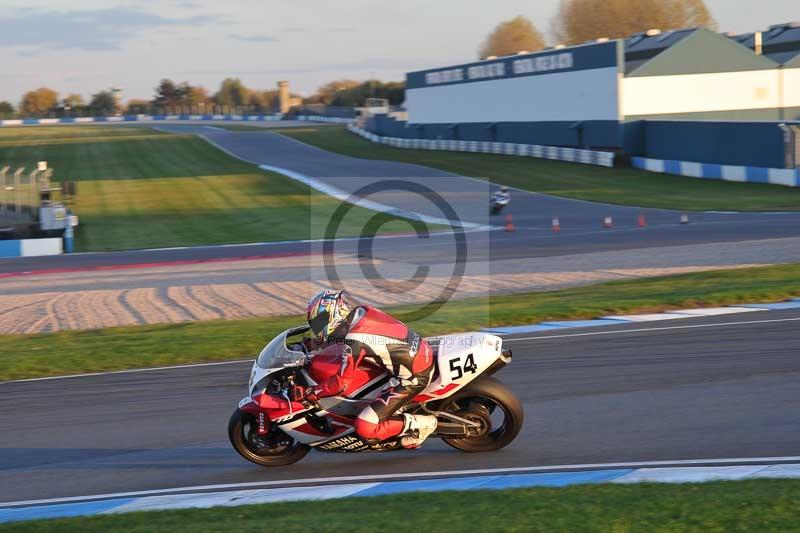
[490,192,510,215]
[229,325,523,466]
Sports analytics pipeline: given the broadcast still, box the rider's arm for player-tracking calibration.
[307,345,356,400]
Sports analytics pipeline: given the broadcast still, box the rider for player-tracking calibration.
[302,289,438,448]
[492,185,511,207]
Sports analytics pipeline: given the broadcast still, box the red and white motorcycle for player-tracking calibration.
[229,325,523,466]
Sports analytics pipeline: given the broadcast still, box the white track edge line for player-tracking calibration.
[0,359,253,384]
[3,456,800,508]
[505,316,800,342]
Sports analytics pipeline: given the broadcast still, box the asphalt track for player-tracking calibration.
[2,125,800,273]
[2,309,799,503]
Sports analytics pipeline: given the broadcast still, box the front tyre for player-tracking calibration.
[438,377,523,453]
[228,409,309,466]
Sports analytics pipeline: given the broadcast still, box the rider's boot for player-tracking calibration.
[400,414,438,449]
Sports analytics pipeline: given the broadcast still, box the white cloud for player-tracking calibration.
[227,34,279,43]
[0,7,216,52]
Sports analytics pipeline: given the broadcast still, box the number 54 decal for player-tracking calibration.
[449,353,478,380]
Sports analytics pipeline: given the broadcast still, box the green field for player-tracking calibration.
[5,480,800,532]
[278,126,800,211]
[0,126,422,251]
[2,262,798,381]
[0,125,159,144]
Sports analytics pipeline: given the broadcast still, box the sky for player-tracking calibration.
[0,0,797,103]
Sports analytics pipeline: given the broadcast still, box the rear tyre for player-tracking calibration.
[228,409,309,466]
[438,377,523,453]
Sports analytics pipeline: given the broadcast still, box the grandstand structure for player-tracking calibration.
[365,22,800,170]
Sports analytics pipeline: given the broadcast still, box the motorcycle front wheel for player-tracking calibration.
[437,377,524,453]
[228,408,310,466]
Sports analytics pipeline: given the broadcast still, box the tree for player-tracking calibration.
[479,15,546,58]
[0,101,14,119]
[379,81,405,105]
[303,79,405,107]
[213,78,250,108]
[62,94,85,108]
[19,87,58,117]
[181,84,210,108]
[152,79,181,108]
[249,89,280,112]
[88,90,119,116]
[60,94,86,116]
[552,0,716,46]
[307,79,361,105]
[125,99,151,115]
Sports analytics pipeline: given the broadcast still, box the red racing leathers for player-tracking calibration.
[308,305,435,442]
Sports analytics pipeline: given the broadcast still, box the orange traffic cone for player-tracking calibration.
[603,216,613,229]
[552,217,561,233]
[505,214,515,232]
[637,213,646,227]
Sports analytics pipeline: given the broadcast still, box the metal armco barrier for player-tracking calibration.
[346,124,615,168]
[0,114,355,127]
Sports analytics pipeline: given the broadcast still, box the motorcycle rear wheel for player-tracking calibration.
[437,377,523,453]
[228,408,310,466]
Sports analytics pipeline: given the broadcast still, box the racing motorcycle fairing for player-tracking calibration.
[239,327,509,451]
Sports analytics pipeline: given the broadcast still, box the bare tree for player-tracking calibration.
[479,15,546,59]
[552,0,716,46]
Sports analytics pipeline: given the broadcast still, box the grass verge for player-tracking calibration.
[0,125,164,143]
[4,480,800,532]
[213,124,335,132]
[278,126,800,211]
[0,126,422,251]
[1,263,798,381]
[213,124,274,131]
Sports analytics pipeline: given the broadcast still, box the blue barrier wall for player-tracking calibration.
[368,115,622,148]
[366,116,798,168]
[625,120,794,168]
[290,106,356,119]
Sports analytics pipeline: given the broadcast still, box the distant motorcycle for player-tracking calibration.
[490,188,511,215]
[229,325,523,466]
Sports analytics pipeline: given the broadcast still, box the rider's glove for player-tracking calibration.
[292,385,319,406]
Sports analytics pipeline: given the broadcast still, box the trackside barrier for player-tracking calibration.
[631,156,800,188]
[294,115,354,124]
[347,124,615,168]
[0,114,354,128]
[0,238,62,258]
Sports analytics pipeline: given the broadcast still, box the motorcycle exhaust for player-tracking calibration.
[433,422,471,436]
[421,404,483,437]
[485,349,512,377]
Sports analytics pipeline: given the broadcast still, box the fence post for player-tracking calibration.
[63,212,74,253]
[13,167,24,217]
[0,166,7,215]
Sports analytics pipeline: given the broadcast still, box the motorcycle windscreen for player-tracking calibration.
[256,329,308,369]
